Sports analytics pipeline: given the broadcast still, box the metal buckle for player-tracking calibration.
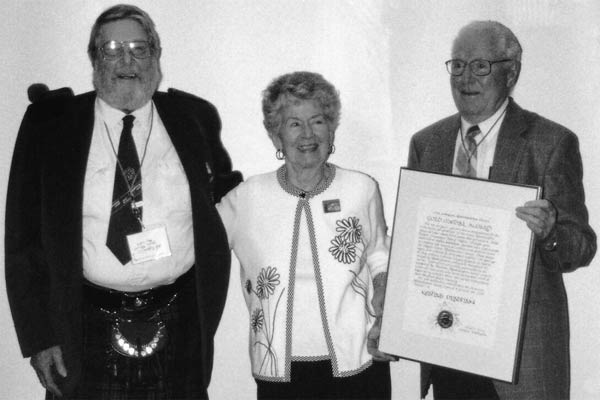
[110,319,167,358]
[122,291,152,311]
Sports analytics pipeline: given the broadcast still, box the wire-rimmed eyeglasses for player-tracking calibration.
[99,40,153,61]
[445,59,513,76]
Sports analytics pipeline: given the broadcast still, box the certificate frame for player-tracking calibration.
[379,168,541,383]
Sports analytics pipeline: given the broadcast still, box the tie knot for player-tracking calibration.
[466,125,480,138]
[122,115,135,130]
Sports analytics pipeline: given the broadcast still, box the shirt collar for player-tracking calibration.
[460,97,509,137]
[96,97,153,138]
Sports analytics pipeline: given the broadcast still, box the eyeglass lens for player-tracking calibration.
[101,41,151,60]
[446,60,492,76]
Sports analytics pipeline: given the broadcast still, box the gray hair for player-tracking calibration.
[262,71,341,136]
[455,20,522,62]
[87,4,161,64]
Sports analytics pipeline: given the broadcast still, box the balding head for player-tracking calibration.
[453,21,522,63]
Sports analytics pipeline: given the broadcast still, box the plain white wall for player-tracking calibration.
[1,1,599,399]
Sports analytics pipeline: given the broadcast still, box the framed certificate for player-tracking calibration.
[379,168,541,383]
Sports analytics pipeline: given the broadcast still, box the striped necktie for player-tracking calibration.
[455,125,480,177]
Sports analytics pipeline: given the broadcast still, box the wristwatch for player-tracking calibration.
[542,230,558,252]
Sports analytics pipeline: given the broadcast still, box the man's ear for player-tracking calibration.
[507,60,521,88]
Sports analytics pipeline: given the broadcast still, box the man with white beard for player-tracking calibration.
[5,4,241,399]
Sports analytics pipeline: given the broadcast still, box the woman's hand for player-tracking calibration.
[367,316,398,361]
[368,273,398,362]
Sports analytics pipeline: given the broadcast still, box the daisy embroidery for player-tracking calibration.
[250,309,264,333]
[255,266,280,299]
[329,235,357,264]
[248,266,284,375]
[335,217,362,243]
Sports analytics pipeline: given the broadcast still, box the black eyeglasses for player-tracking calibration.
[99,40,152,61]
[445,59,513,76]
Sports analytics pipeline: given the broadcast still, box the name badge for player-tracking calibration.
[323,199,341,213]
[127,224,172,264]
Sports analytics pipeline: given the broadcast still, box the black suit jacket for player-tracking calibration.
[5,89,242,394]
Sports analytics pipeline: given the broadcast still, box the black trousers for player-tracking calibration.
[59,276,207,400]
[430,366,498,400]
[256,359,391,400]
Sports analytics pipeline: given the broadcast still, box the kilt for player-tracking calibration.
[58,271,208,400]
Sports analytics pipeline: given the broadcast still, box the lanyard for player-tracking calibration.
[459,106,507,161]
[104,104,154,228]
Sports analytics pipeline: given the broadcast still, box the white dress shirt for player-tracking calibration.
[82,98,195,292]
[452,98,509,179]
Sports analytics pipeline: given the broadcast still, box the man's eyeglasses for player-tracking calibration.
[99,40,152,61]
[445,59,513,76]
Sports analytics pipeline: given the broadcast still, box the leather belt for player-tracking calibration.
[83,267,194,315]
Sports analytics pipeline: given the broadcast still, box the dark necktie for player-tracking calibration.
[455,125,480,177]
[106,115,142,264]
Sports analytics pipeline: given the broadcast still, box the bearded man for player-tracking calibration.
[5,4,241,399]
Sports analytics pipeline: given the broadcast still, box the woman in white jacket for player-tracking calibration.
[217,71,395,399]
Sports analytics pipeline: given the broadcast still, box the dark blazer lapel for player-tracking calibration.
[153,95,181,147]
[51,92,96,183]
[152,94,212,261]
[73,93,97,181]
[490,98,528,183]
[63,93,96,215]
[153,94,205,187]
[434,115,460,174]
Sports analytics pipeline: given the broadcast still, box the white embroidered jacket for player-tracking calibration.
[217,165,390,381]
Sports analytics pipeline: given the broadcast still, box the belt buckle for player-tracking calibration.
[123,291,152,311]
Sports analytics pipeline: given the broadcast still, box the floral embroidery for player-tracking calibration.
[329,216,374,319]
[349,270,376,321]
[329,217,363,264]
[329,235,357,264]
[336,216,362,244]
[251,309,264,333]
[247,266,285,376]
[256,266,280,299]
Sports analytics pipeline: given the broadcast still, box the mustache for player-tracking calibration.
[92,61,162,110]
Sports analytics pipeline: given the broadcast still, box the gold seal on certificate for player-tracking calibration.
[437,310,454,329]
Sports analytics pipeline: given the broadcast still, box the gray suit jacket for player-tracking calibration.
[409,98,596,399]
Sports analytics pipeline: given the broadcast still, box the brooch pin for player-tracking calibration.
[323,199,341,213]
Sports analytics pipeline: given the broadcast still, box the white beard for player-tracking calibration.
[93,58,162,112]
